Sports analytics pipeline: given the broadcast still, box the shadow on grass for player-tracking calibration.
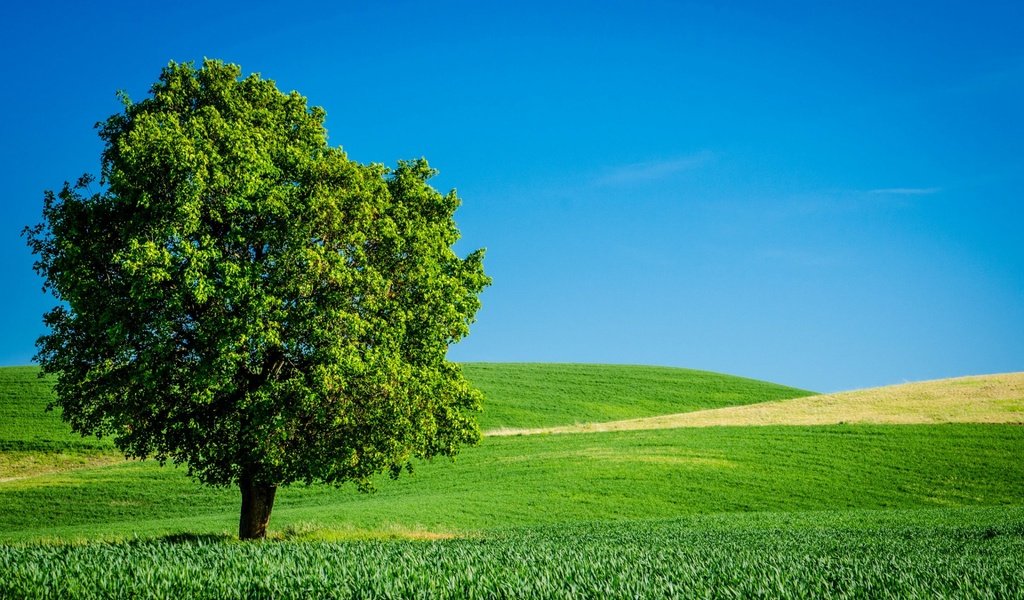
[106,524,462,545]
[148,532,236,545]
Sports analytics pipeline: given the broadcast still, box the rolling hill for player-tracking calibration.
[1,364,1022,543]
[489,371,1024,435]
[463,362,815,429]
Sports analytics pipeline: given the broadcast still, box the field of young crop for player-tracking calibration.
[2,364,1023,597]
[3,509,1023,599]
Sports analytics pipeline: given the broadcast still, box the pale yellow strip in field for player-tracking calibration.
[0,452,127,483]
[486,372,1024,437]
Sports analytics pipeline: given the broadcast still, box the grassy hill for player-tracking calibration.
[491,371,1024,435]
[0,367,116,483]
[464,362,815,430]
[1,364,1022,542]
[3,363,1023,597]
[2,422,1022,542]
[0,367,111,452]
[0,364,811,440]
[0,363,813,481]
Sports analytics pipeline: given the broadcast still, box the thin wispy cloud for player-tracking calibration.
[868,187,942,196]
[757,247,845,269]
[594,151,714,186]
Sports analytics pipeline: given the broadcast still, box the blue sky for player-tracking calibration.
[1,0,1021,392]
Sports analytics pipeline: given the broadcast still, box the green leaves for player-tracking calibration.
[26,59,489,492]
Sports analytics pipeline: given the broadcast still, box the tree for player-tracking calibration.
[24,59,490,539]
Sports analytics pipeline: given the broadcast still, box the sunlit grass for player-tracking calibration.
[3,363,1022,596]
[490,371,1024,435]
[3,509,1022,599]
[463,362,814,429]
[2,423,1021,541]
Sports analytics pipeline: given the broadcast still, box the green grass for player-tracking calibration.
[2,363,1022,597]
[2,423,1021,541]
[3,509,1023,599]
[463,362,815,429]
[0,364,1020,542]
[0,367,116,484]
[0,367,112,453]
[0,364,812,445]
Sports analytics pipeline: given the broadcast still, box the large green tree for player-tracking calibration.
[25,60,490,539]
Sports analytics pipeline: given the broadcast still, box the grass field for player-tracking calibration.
[492,371,1024,435]
[2,363,1023,597]
[0,367,112,453]
[2,422,1022,541]
[463,362,814,430]
[4,510,1022,599]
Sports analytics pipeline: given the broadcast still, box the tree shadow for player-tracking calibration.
[148,532,235,545]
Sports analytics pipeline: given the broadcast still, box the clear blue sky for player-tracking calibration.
[1,0,1021,392]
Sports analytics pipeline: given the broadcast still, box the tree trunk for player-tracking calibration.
[239,477,277,540]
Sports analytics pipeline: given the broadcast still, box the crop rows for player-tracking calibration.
[3,517,1023,599]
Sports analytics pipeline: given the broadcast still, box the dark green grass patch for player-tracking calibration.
[0,367,112,453]
[2,509,1022,599]
[463,362,814,429]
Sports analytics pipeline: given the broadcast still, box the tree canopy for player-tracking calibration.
[25,59,490,538]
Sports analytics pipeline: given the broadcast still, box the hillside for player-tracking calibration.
[0,363,814,442]
[463,363,814,429]
[2,365,1023,542]
[0,367,117,483]
[0,367,112,452]
[489,372,1024,435]
[0,363,812,487]
[2,422,1022,541]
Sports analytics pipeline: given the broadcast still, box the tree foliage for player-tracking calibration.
[25,60,490,522]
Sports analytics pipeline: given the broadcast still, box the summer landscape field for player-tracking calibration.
[2,363,1022,598]
[5,0,1023,597]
